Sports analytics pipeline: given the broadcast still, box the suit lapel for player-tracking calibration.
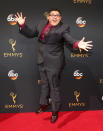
[38,19,48,37]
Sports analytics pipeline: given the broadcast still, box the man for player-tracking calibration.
[15,9,93,123]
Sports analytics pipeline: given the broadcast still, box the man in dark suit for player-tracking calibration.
[15,9,93,123]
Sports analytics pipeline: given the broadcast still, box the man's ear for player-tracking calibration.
[60,16,62,20]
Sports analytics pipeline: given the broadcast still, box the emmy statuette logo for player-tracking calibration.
[4,92,24,109]
[74,91,80,102]
[9,39,16,52]
[10,92,17,104]
[68,90,85,108]
[3,38,23,58]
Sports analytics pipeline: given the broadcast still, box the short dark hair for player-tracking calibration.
[48,8,62,16]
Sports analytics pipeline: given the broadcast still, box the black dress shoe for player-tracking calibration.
[36,107,43,114]
[36,104,50,114]
[51,112,58,123]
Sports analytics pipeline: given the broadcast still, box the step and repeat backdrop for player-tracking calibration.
[0,0,103,113]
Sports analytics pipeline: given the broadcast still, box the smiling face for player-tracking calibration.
[47,10,62,26]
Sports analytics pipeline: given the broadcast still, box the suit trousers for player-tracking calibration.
[38,63,63,112]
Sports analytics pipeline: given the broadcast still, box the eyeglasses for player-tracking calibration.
[49,14,61,17]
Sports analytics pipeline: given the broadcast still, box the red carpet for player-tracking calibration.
[0,110,103,131]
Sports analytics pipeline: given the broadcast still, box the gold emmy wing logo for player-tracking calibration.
[10,92,17,104]
[9,39,16,52]
[74,91,80,102]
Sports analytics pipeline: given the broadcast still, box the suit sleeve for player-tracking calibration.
[19,24,39,38]
[62,26,79,49]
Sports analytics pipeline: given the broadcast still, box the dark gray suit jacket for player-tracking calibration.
[20,19,77,72]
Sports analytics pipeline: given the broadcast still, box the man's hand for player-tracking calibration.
[15,12,26,26]
[78,37,93,51]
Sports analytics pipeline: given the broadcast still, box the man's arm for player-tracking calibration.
[19,24,38,38]
[62,26,93,51]
[62,26,78,49]
[15,12,38,38]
